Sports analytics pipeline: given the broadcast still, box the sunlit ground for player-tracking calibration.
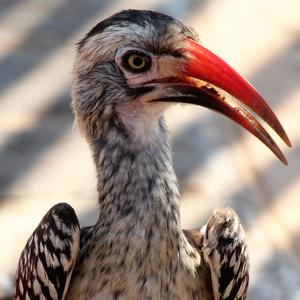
[0,0,300,299]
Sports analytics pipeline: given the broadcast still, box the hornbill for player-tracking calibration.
[13,9,290,300]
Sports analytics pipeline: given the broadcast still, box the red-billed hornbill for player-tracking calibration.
[14,10,290,300]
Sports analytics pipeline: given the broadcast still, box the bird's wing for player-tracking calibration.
[184,207,249,300]
[14,203,80,300]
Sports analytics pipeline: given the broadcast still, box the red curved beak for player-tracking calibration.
[177,38,290,164]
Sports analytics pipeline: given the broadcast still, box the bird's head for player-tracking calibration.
[72,9,290,163]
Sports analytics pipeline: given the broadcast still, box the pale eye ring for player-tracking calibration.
[121,51,151,73]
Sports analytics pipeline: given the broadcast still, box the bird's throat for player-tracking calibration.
[92,118,181,239]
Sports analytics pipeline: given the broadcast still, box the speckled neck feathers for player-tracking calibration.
[91,113,181,233]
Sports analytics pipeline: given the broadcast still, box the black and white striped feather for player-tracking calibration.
[201,207,249,300]
[13,203,80,300]
[184,207,249,300]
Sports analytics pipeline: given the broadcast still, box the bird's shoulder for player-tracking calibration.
[14,203,80,300]
[186,207,249,300]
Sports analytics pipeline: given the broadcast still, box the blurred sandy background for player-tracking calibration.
[0,0,300,299]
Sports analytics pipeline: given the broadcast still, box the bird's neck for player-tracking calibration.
[91,117,181,236]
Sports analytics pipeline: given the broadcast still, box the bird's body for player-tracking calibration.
[13,9,289,300]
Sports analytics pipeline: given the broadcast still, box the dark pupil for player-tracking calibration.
[133,56,143,67]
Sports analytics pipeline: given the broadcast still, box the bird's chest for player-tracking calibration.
[69,262,201,300]
[66,229,204,300]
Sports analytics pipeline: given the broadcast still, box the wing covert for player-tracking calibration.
[14,203,80,300]
[184,207,249,300]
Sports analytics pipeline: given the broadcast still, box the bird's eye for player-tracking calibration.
[122,51,151,73]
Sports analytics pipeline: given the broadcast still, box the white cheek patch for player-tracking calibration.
[116,99,170,143]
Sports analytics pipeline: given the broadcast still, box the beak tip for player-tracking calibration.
[276,149,288,165]
[276,128,291,147]
[282,132,292,148]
